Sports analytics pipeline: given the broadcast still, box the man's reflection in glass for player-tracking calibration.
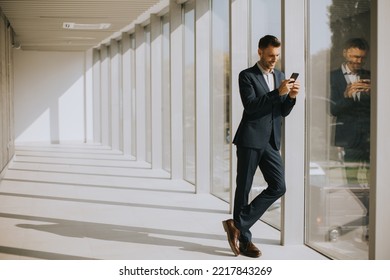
[330,38,370,239]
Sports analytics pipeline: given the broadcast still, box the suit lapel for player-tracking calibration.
[253,64,284,92]
[252,64,271,92]
[336,68,348,89]
[273,70,282,88]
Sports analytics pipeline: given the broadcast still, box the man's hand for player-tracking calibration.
[344,80,371,98]
[278,79,294,96]
[288,80,300,99]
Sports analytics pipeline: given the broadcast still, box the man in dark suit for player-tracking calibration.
[330,38,370,233]
[330,38,370,185]
[222,35,300,258]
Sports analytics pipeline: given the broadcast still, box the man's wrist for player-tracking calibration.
[288,93,296,99]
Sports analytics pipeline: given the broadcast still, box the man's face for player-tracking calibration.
[258,46,281,72]
[343,47,367,73]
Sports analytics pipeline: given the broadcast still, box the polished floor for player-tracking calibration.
[0,144,327,260]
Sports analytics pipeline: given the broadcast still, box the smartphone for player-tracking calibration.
[289,72,299,83]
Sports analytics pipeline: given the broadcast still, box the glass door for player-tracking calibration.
[162,15,171,172]
[183,0,196,184]
[306,0,371,259]
[211,0,231,201]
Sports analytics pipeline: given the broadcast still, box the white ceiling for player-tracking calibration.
[0,0,163,51]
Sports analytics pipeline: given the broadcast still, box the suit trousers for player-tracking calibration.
[234,143,286,243]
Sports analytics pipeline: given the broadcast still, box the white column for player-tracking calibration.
[151,14,163,170]
[195,0,211,193]
[135,24,147,161]
[230,0,250,212]
[170,0,184,179]
[100,45,111,146]
[369,0,390,260]
[92,48,102,144]
[281,0,306,245]
[110,39,121,151]
[121,33,133,157]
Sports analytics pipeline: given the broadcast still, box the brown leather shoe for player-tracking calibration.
[222,219,240,256]
[239,241,262,258]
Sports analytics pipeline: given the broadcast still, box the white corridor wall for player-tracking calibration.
[14,50,87,144]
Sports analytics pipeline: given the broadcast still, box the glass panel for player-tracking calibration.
[130,35,136,157]
[306,0,371,259]
[145,26,152,163]
[183,1,196,184]
[250,0,282,64]
[211,0,230,201]
[249,0,282,229]
[162,15,171,172]
[118,41,124,151]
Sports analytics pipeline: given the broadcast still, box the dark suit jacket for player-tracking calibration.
[330,68,370,149]
[233,64,296,150]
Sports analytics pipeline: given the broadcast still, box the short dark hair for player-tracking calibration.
[258,35,281,49]
[343,38,369,51]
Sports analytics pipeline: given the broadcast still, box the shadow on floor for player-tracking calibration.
[0,212,278,259]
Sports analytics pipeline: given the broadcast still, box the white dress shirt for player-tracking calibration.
[257,62,275,91]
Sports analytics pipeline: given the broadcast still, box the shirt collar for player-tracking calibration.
[342,63,356,75]
[257,61,274,75]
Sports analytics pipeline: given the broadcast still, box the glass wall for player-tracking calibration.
[145,25,152,163]
[249,0,281,65]
[183,0,196,184]
[130,35,136,157]
[0,15,14,172]
[162,15,171,172]
[117,40,124,151]
[249,0,282,229]
[88,0,390,260]
[306,0,371,259]
[211,0,230,201]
